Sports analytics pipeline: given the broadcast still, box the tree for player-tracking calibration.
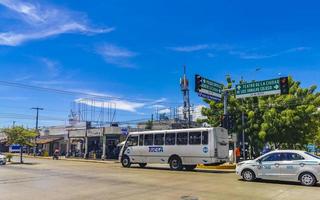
[200,76,320,155]
[3,126,36,163]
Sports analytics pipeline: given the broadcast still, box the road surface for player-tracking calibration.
[0,157,319,200]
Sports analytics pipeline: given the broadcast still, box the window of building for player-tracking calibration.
[202,131,208,145]
[177,132,188,145]
[127,135,138,146]
[154,133,164,145]
[139,135,144,146]
[144,134,153,146]
[165,133,176,145]
[189,132,201,145]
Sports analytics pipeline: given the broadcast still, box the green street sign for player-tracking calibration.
[236,78,287,99]
[195,75,224,100]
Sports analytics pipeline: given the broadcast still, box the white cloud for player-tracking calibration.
[75,98,145,112]
[168,44,209,52]
[158,108,170,114]
[39,57,60,77]
[230,47,310,60]
[97,44,137,68]
[0,0,113,46]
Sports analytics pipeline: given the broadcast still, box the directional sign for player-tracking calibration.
[195,74,223,100]
[236,77,288,99]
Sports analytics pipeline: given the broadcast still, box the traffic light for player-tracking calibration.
[280,77,289,95]
[195,74,202,92]
[221,114,235,130]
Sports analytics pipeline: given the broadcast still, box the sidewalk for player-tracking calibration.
[9,153,119,164]
[8,153,236,170]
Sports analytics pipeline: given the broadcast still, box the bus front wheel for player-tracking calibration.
[169,156,183,170]
[121,156,131,168]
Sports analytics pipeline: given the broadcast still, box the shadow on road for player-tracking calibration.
[130,165,234,174]
[238,178,320,187]
[8,162,40,165]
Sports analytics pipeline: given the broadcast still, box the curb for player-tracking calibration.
[10,154,118,164]
[197,164,236,170]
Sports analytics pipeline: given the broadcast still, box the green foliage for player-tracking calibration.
[3,126,36,146]
[200,76,320,151]
[6,153,13,162]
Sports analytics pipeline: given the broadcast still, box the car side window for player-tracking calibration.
[282,153,305,161]
[261,153,281,162]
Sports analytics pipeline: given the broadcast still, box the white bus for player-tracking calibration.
[119,127,229,170]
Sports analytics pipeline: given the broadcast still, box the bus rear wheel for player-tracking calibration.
[184,165,197,171]
[121,156,131,168]
[169,156,183,170]
[139,163,147,168]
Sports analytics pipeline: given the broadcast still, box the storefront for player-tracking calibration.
[67,127,126,160]
[36,135,66,156]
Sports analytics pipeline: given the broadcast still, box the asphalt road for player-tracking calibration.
[0,157,319,200]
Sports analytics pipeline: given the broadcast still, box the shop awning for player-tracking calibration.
[36,137,63,144]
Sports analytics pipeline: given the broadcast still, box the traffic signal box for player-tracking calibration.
[195,74,202,92]
[221,114,235,130]
[280,77,289,95]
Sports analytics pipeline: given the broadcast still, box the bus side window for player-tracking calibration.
[144,134,153,146]
[154,133,164,145]
[202,131,208,145]
[189,132,201,145]
[165,133,175,145]
[139,135,144,146]
[177,132,188,145]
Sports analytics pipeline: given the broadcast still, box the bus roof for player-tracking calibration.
[128,127,226,135]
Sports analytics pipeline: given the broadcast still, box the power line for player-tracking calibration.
[0,80,181,105]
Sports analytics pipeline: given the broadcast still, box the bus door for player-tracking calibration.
[215,128,229,159]
[124,135,139,162]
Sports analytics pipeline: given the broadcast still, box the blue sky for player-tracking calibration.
[0,0,320,128]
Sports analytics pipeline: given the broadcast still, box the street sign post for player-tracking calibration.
[236,77,289,99]
[195,74,223,101]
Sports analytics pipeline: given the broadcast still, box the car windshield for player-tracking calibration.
[305,152,320,159]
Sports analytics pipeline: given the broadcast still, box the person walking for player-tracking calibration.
[235,146,241,163]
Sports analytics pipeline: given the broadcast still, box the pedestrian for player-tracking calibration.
[53,148,60,160]
[235,146,241,163]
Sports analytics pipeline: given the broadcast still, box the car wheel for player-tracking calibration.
[242,169,256,182]
[300,173,317,186]
[121,156,131,168]
[184,165,197,171]
[139,163,147,168]
[169,156,183,170]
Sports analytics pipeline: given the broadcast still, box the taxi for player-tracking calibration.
[236,150,320,186]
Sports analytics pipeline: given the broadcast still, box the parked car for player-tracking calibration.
[0,153,7,165]
[236,150,320,186]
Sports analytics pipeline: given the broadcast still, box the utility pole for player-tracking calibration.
[180,65,191,128]
[12,121,16,128]
[242,109,246,160]
[32,107,44,155]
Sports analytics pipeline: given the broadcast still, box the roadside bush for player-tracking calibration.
[6,153,13,162]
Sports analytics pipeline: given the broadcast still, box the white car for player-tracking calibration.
[0,153,6,165]
[236,150,320,186]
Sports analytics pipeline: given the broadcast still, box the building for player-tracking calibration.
[0,131,8,152]
[37,125,68,156]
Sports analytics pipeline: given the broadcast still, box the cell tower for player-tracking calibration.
[180,65,191,127]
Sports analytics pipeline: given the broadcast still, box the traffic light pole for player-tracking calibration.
[241,110,246,160]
